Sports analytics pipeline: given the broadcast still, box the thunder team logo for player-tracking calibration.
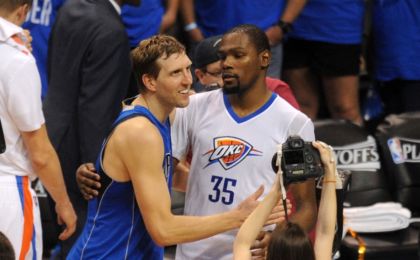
[203,136,262,170]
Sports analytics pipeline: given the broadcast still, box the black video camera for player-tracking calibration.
[272,136,323,185]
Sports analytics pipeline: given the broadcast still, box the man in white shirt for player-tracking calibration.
[171,24,317,260]
[43,0,140,256]
[0,1,76,259]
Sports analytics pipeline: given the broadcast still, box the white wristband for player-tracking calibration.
[184,22,198,32]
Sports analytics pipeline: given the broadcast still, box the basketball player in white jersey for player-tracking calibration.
[171,24,317,259]
[76,25,317,259]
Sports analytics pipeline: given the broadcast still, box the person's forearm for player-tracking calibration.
[281,0,307,23]
[316,166,337,236]
[160,0,180,32]
[166,0,179,17]
[314,166,336,258]
[22,126,71,206]
[145,209,246,246]
[180,0,195,24]
[234,191,280,250]
[31,146,71,206]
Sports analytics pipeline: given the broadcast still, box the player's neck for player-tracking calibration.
[228,82,272,118]
[131,95,171,124]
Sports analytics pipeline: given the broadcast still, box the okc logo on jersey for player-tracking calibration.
[203,136,262,170]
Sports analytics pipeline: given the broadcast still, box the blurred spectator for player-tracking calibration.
[0,231,15,260]
[283,0,365,125]
[180,0,308,79]
[193,35,223,92]
[0,1,76,259]
[22,0,65,98]
[122,0,179,48]
[43,0,139,256]
[372,0,420,115]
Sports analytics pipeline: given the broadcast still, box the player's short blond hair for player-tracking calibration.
[131,35,186,92]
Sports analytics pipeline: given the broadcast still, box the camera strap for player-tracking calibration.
[0,119,5,154]
[276,144,289,222]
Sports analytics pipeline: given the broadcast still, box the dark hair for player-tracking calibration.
[267,222,315,260]
[0,0,32,11]
[0,231,15,260]
[224,24,270,53]
[194,35,222,69]
[131,35,186,92]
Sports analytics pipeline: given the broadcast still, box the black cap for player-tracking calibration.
[194,35,222,69]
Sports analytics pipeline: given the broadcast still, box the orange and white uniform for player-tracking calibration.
[0,17,44,260]
[172,89,315,260]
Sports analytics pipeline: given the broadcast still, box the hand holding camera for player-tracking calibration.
[270,136,338,224]
[272,135,324,186]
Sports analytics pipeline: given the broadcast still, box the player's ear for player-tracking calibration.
[142,74,157,92]
[259,50,271,70]
[15,4,30,24]
[7,3,30,25]
[195,68,205,81]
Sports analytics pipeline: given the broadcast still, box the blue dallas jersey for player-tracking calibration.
[68,105,173,260]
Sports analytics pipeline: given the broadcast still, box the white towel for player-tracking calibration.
[343,202,411,233]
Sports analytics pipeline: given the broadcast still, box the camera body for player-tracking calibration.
[0,119,5,154]
[272,135,323,185]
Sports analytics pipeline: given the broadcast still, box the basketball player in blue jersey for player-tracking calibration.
[77,25,317,259]
[68,35,282,259]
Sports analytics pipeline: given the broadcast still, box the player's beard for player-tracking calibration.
[223,79,252,96]
[222,84,240,95]
[222,75,241,95]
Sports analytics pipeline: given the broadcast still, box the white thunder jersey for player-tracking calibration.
[172,89,315,260]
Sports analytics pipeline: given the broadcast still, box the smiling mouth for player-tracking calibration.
[179,88,190,94]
